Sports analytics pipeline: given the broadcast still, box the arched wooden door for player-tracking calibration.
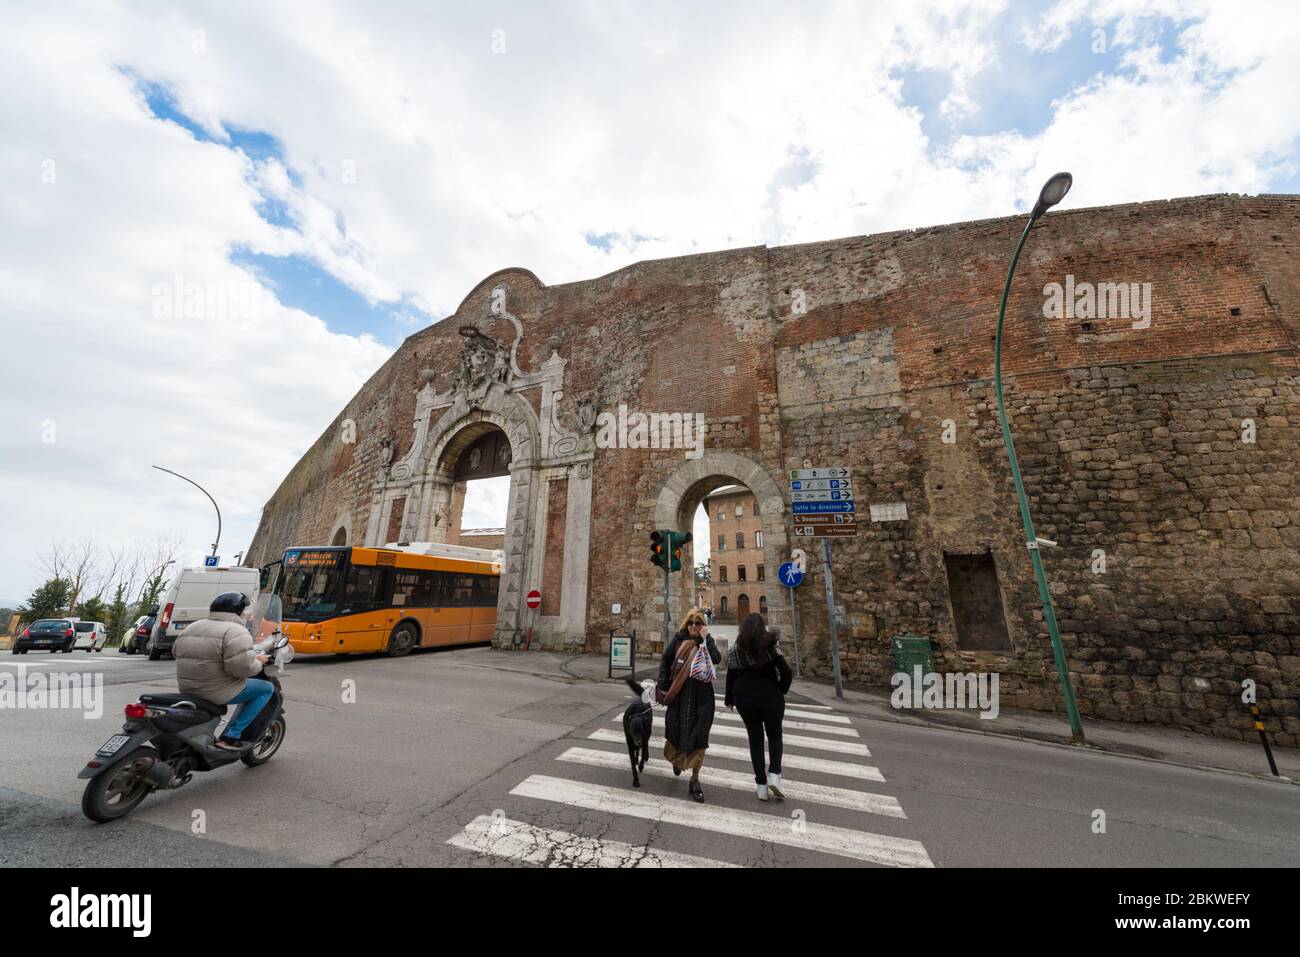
[737,593,750,619]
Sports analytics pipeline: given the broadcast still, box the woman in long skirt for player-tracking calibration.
[657,607,722,802]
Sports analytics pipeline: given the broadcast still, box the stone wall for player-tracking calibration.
[249,193,1300,745]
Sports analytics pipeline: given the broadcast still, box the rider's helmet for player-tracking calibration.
[210,591,251,616]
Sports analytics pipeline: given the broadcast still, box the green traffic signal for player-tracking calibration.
[650,530,667,569]
[670,530,692,572]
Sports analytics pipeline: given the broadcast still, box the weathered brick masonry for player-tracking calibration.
[248,194,1300,745]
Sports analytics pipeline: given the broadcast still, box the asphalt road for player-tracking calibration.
[2,647,1297,867]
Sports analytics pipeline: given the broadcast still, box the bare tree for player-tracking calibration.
[38,540,101,616]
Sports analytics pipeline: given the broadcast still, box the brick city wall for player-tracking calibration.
[249,194,1300,745]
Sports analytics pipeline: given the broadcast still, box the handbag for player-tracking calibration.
[688,641,716,683]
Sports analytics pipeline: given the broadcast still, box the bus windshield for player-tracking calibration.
[278,549,346,622]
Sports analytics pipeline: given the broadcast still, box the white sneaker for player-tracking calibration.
[756,784,769,801]
[768,772,784,800]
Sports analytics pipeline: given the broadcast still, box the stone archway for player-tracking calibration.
[652,451,790,639]
[419,392,542,647]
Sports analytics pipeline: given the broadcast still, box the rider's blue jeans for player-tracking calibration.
[224,678,274,740]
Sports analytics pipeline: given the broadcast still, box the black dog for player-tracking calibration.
[622,676,654,787]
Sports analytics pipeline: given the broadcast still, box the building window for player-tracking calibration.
[735,504,744,518]
[738,565,746,582]
[718,566,727,583]
[718,509,726,521]
[759,595,767,614]
[718,534,725,551]
[720,596,728,616]
[754,500,760,516]
[755,530,763,548]
[757,564,765,581]
[736,532,744,549]
[944,551,1013,651]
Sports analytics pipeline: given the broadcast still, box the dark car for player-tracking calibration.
[13,619,76,654]
[119,614,157,655]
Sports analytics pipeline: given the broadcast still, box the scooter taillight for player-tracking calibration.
[124,702,147,720]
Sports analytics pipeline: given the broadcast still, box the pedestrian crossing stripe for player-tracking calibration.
[630,692,846,723]
[587,728,885,782]
[714,696,837,715]
[556,747,907,819]
[709,711,860,737]
[510,775,933,868]
[448,814,739,868]
[606,716,869,756]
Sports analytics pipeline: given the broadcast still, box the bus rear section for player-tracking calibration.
[277,543,501,656]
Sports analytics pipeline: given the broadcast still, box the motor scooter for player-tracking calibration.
[79,595,292,823]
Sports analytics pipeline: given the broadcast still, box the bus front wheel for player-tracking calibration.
[387,624,417,657]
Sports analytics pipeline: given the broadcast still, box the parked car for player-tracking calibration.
[118,614,148,650]
[12,618,77,654]
[146,566,260,660]
[120,614,156,655]
[72,621,108,651]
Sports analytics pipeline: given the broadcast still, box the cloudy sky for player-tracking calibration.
[2,0,1298,605]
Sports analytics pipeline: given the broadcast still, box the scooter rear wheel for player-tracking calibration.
[82,747,156,822]
[241,715,285,767]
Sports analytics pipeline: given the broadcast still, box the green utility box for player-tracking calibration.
[891,634,934,677]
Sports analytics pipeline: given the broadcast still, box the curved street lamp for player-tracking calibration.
[994,171,1086,744]
[151,466,221,559]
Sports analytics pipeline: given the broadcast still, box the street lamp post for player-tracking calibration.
[994,171,1087,744]
[151,466,222,558]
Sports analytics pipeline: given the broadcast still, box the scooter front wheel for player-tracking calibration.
[82,747,156,822]
[241,715,285,767]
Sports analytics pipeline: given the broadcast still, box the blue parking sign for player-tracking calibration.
[204,555,219,567]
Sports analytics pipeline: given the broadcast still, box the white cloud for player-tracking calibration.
[2,0,1298,601]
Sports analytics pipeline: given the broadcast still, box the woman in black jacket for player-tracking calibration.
[657,607,722,802]
[725,613,794,801]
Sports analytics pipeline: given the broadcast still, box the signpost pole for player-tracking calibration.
[822,538,843,699]
[788,584,800,678]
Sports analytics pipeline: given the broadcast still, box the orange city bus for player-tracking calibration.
[271,542,501,657]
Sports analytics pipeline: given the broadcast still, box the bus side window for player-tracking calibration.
[474,574,499,607]
[442,574,474,607]
[343,566,388,612]
[414,569,439,607]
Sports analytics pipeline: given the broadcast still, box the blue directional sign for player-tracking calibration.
[792,501,856,514]
[778,562,804,588]
[790,478,849,491]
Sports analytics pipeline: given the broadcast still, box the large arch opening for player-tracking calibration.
[414,397,542,648]
[444,427,511,552]
[690,483,768,641]
[652,452,789,647]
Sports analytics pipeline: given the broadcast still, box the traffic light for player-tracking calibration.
[670,531,692,572]
[650,530,667,569]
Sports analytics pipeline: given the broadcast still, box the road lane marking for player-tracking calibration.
[607,716,868,755]
[447,814,736,868]
[587,729,885,782]
[557,747,906,819]
[511,775,932,868]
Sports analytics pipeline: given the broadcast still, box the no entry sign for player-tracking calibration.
[526,589,541,610]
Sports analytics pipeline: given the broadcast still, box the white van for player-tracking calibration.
[147,566,260,660]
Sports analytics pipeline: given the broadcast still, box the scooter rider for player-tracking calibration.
[174,592,271,751]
